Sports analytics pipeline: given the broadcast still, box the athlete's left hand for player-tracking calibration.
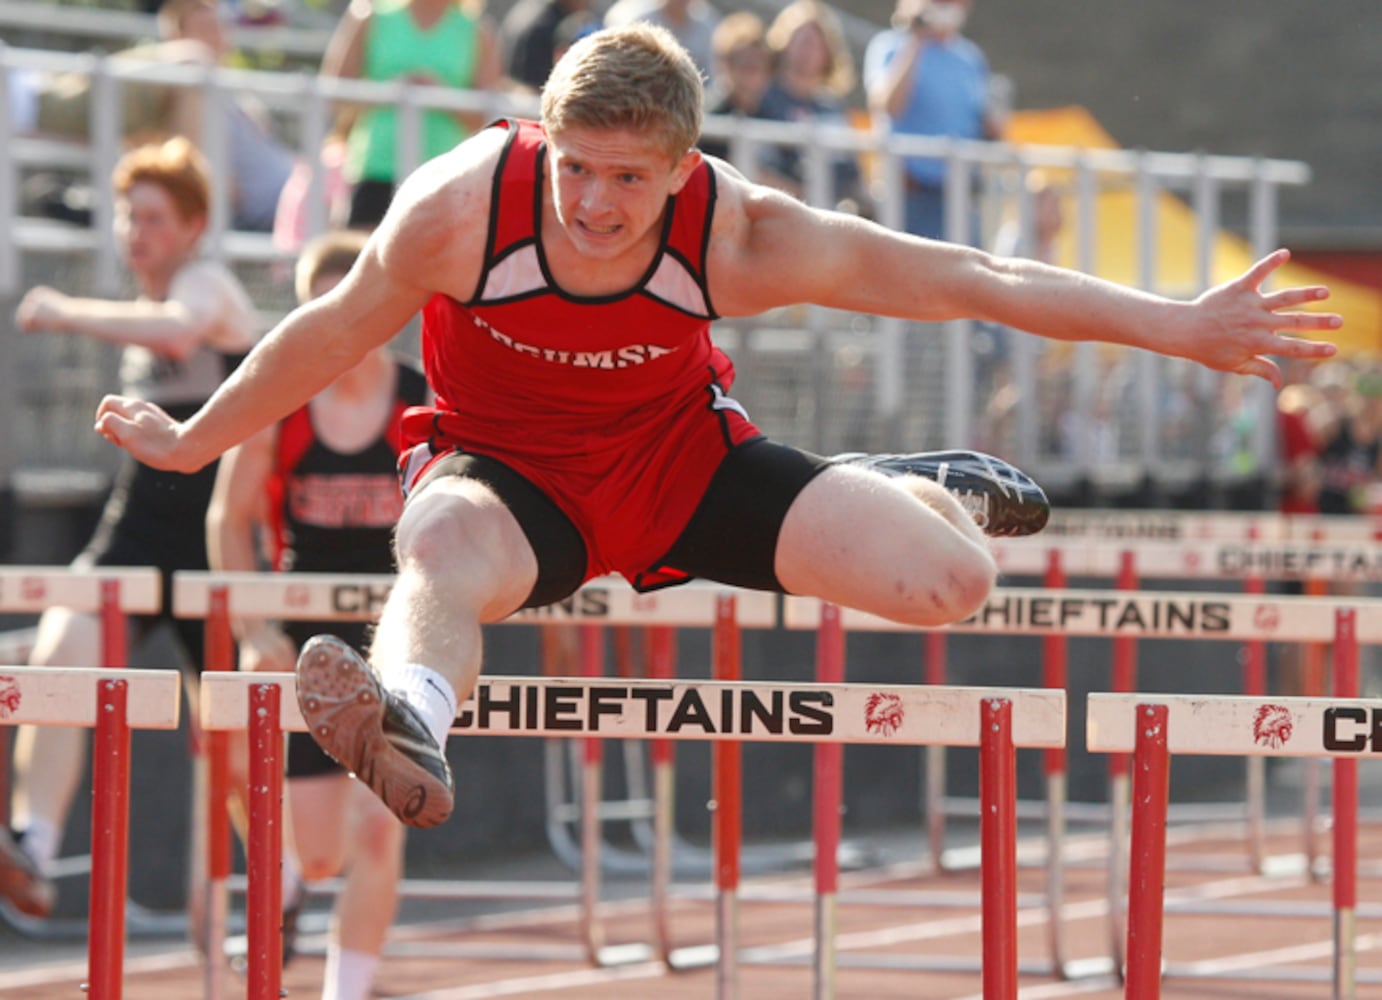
[1179,250,1340,388]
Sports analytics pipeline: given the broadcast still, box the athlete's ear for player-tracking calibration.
[668,148,702,195]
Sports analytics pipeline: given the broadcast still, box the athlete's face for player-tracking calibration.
[114,181,204,290]
[547,126,701,261]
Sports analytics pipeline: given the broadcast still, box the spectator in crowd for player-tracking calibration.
[20,0,297,232]
[759,0,864,209]
[321,0,502,229]
[206,229,427,1000]
[603,0,719,79]
[0,137,260,919]
[501,0,592,91]
[863,0,1005,240]
[699,13,776,164]
[1276,360,1324,515]
[1314,360,1382,514]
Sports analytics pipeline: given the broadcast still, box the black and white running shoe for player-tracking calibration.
[295,635,454,829]
[834,449,1051,537]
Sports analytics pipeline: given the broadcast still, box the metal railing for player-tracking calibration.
[1,43,1311,499]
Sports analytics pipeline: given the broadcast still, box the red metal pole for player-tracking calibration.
[813,604,844,997]
[1042,550,1068,778]
[1242,575,1267,696]
[1333,607,1358,998]
[1125,703,1170,1000]
[246,683,284,1000]
[88,678,131,1000]
[713,595,741,895]
[1109,551,1139,781]
[100,578,127,669]
[980,697,1017,1000]
[646,626,675,767]
[581,624,604,769]
[206,588,233,885]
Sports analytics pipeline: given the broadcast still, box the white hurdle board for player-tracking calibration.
[0,566,161,614]
[990,537,1382,583]
[0,666,180,728]
[201,672,1065,748]
[784,589,1382,644]
[1088,692,1382,758]
[173,571,778,628]
[1043,509,1381,543]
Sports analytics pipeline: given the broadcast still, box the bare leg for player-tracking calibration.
[11,608,104,859]
[369,477,538,700]
[775,465,996,627]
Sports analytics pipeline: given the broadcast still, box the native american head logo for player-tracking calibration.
[1253,703,1294,749]
[19,577,45,602]
[285,584,311,609]
[1253,604,1280,631]
[864,692,904,737]
[0,676,20,719]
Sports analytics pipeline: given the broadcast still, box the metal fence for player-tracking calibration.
[1,42,1311,500]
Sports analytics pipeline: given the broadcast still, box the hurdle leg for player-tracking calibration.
[88,678,131,1000]
[245,683,283,1000]
[980,698,1017,1000]
[922,630,948,871]
[646,626,676,966]
[713,594,741,1000]
[1125,704,1169,1000]
[813,604,844,1000]
[1333,609,1358,1000]
[578,624,606,966]
[1106,552,1138,979]
[1042,549,1071,978]
[1241,573,1268,874]
[201,586,232,1000]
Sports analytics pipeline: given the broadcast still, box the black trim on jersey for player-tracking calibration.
[467,119,521,309]
[699,164,720,319]
[704,365,740,449]
[531,144,681,306]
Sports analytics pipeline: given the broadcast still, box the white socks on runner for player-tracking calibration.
[18,817,59,868]
[386,663,457,750]
[322,946,379,1000]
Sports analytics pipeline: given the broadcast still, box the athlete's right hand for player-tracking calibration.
[94,395,204,473]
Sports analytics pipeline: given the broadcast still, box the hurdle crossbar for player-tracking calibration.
[0,566,161,614]
[1042,508,1381,544]
[0,666,180,999]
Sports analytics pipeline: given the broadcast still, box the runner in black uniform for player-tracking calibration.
[3,138,259,919]
[206,229,426,999]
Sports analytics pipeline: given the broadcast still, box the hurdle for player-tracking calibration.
[201,658,1065,999]
[1042,507,1382,544]
[173,570,776,972]
[0,567,163,939]
[1087,610,1381,996]
[787,585,1382,982]
[0,665,182,999]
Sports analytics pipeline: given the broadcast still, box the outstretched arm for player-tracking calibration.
[95,234,430,472]
[710,177,1340,388]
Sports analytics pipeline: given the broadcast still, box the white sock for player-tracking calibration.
[383,662,457,750]
[19,818,60,868]
[322,945,380,1000]
[281,852,303,905]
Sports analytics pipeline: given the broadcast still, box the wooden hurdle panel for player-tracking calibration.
[0,666,181,1000]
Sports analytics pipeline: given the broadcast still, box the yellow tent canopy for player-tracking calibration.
[1006,106,1380,358]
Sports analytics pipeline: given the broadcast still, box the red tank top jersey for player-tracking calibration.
[400,118,761,583]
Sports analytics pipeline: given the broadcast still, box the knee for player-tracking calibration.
[888,551,997,628]
[297,843,346,882]
[353,808,405,870]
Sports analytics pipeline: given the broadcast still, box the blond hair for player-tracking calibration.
[112,136,210,221]
[766,0,855,97]
[541,24,703,160]
[294,229,368,304]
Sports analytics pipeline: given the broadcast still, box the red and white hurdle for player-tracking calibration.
[1088,626,1380,997]
[0,665,181,1000]
[198,620,1066,1000]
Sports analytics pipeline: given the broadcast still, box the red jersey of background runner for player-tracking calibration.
[401,119,762,583]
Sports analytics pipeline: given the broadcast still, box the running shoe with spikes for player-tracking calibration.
[295,635,454,829]
[833,449,1051,537]
[0,827,55,919]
